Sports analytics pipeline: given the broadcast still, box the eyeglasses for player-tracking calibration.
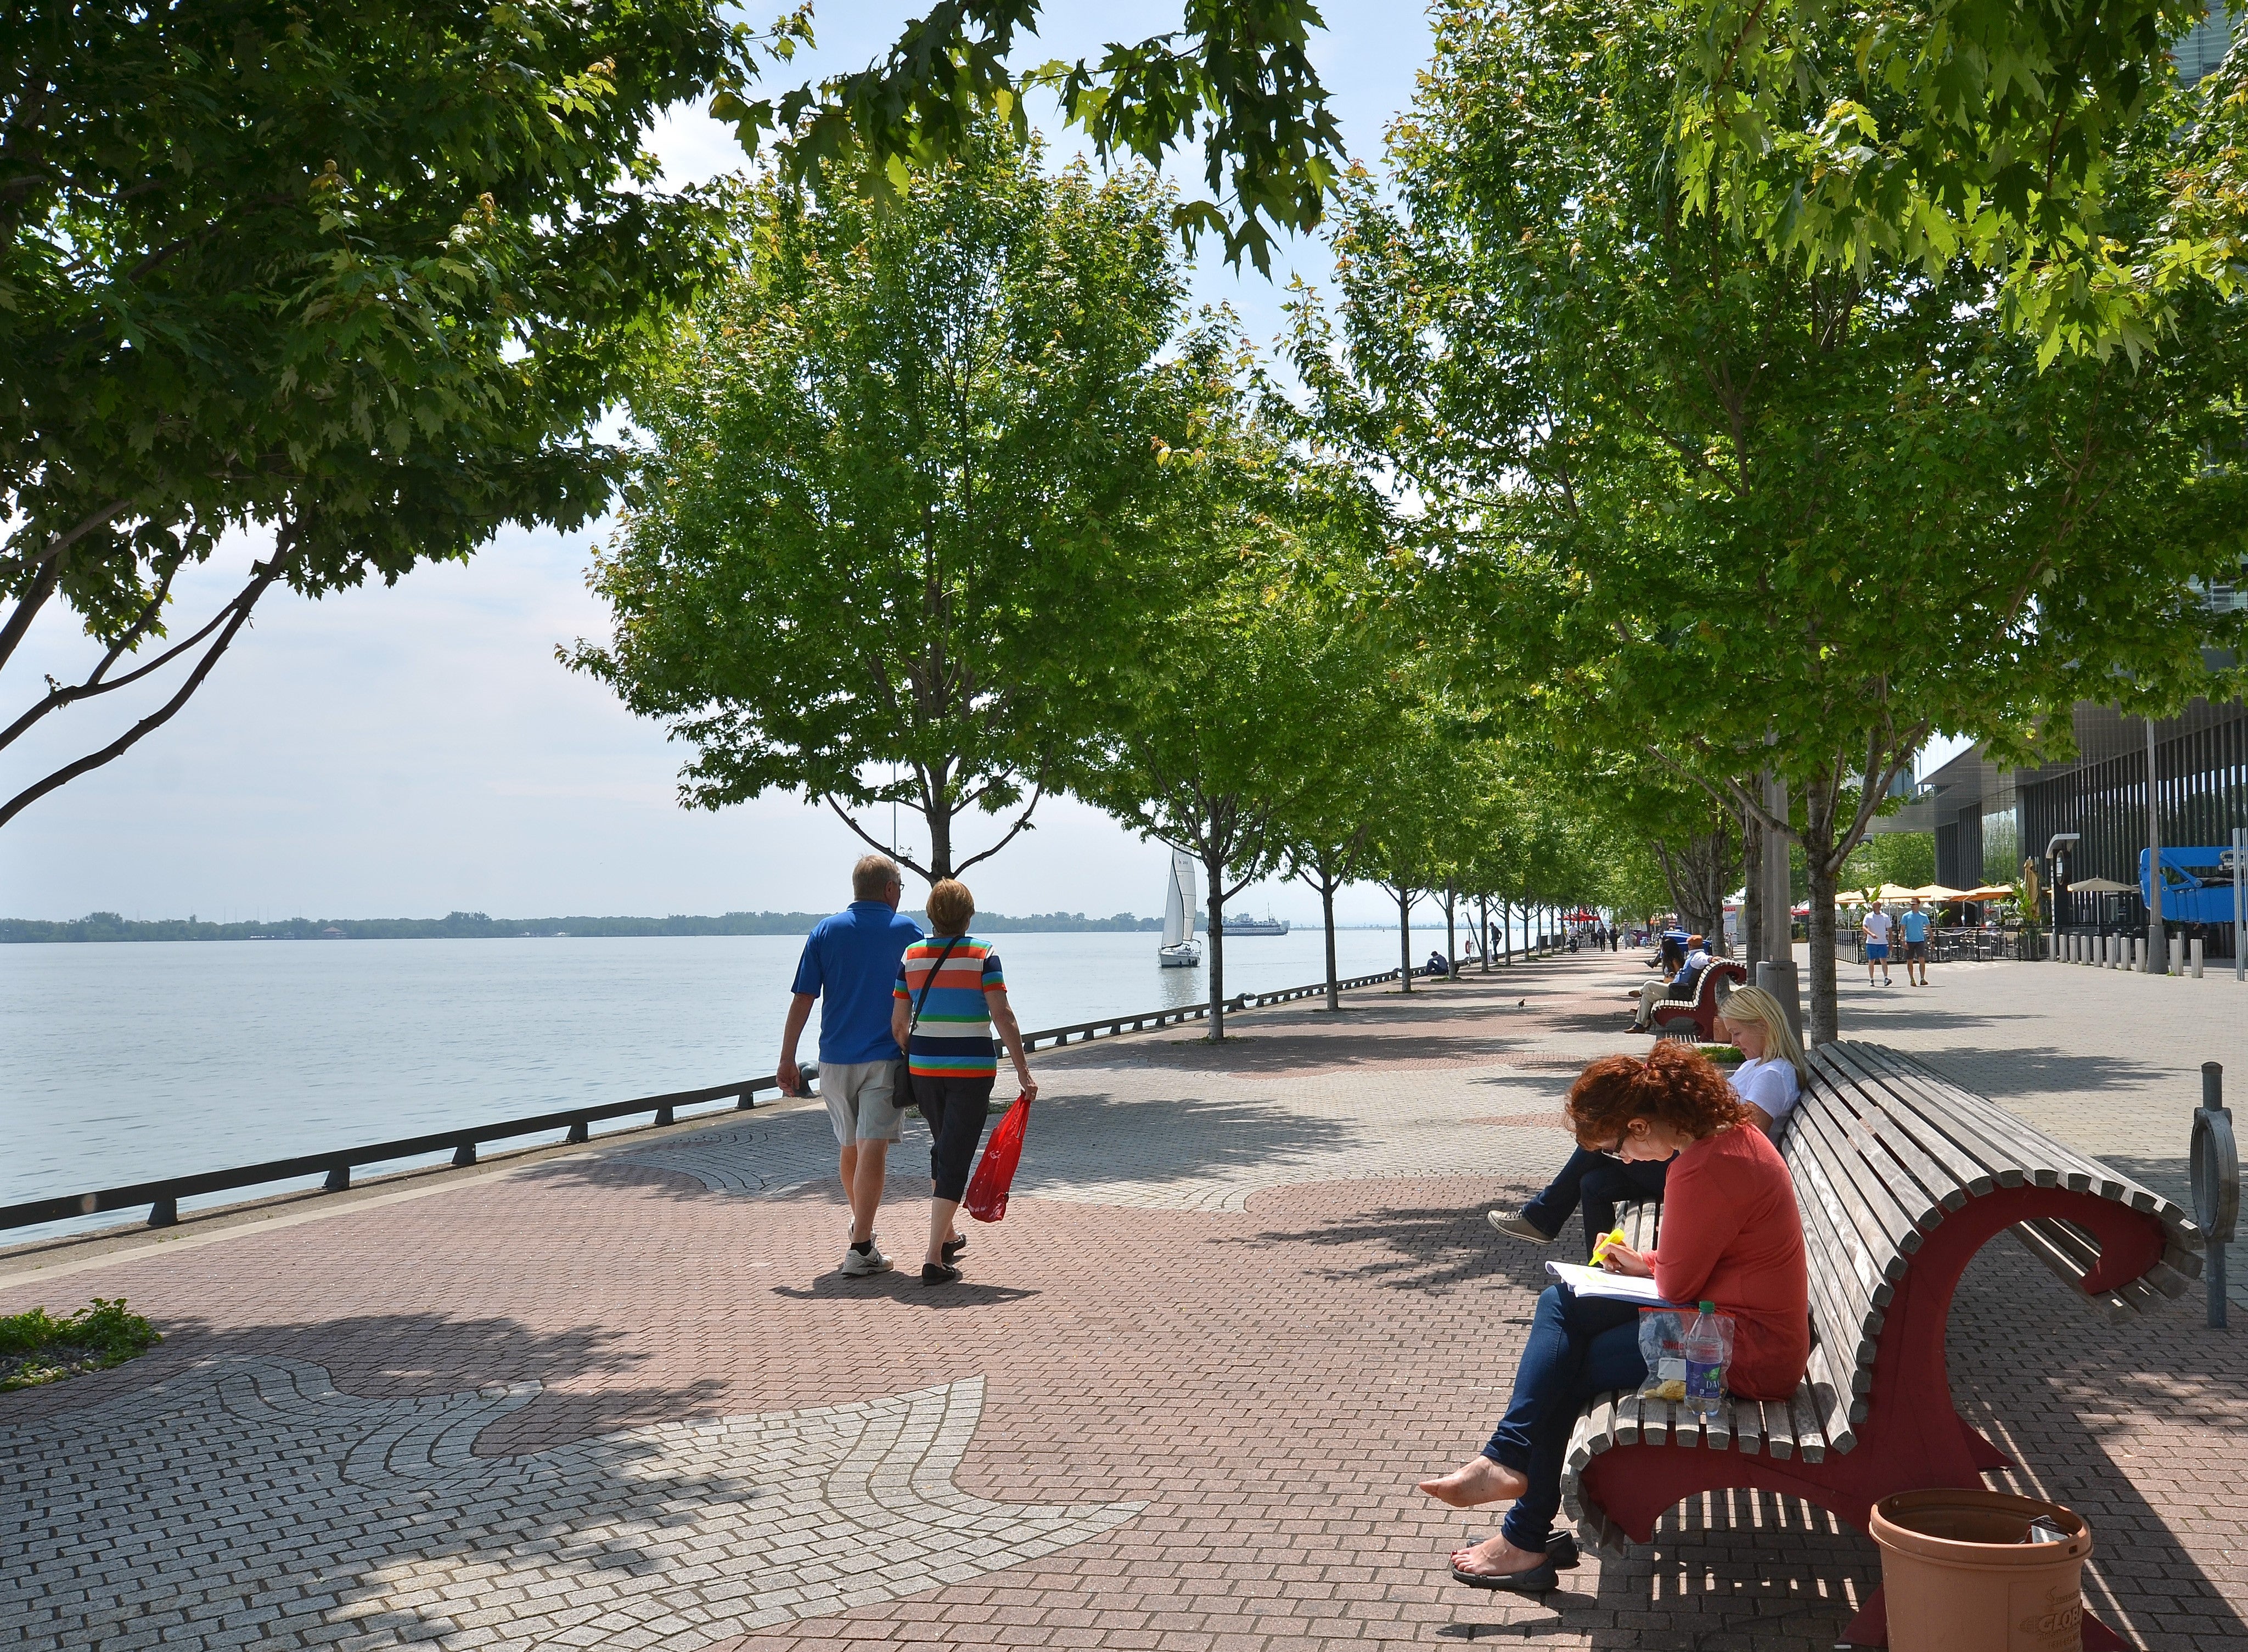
[1595,1143,1628,1160]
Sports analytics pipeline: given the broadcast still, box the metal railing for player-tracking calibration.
[0,966,1407,1238]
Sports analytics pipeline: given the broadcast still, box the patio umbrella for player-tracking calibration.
[1908,884,1967,902]
[2067,877,2137,894]
[1957,884,2016,902]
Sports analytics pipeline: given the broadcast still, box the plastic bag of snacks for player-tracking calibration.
[1637,1303,1733,1414]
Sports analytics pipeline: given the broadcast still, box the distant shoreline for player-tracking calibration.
[3,911,1412,943]
[1,909,1165,944]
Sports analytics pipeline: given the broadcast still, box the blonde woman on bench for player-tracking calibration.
[1712,986,1808,1135]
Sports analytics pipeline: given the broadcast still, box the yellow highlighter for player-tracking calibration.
[1591,1226,1628,1269]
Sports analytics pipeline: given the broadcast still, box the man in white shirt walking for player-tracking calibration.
[1862,904,1895,986]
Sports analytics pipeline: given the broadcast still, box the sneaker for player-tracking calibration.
[1487,1210,1557,1244]
[839,1241,891,1277]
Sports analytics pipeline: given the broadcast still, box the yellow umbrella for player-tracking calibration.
[1956,884,2015,902]
[1907,884,1968,902]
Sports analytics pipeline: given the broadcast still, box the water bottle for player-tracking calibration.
[1682,1299,1726,1419]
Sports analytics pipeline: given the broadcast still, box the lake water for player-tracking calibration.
[1,926,1438,1240]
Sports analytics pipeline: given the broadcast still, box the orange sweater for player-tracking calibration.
[1642,1125,1810,1400]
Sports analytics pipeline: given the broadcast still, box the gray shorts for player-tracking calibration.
[820,1060,904,1145]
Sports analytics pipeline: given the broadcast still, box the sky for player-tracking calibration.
[0,3,1448,927]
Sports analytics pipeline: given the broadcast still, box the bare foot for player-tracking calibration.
[1449,1531,1548,1578]
[1417,1456,1527,1508]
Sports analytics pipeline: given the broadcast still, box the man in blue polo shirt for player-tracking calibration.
[777,855,923,1277]
[1899,897,1934,987]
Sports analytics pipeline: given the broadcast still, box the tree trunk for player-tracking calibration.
[1479,895,1491,973]
[1322,876,1340,1011]
[1206,861,1228,1041]
[1802,778,1841,1046]
[1740,811,1763,965]
[1445,886,1457,974]
[1397,887,1413,992]
[1502,899,1513,964]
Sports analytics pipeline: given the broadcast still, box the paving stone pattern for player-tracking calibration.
[2,1358,1138,1650]
[2,953,2240,1650]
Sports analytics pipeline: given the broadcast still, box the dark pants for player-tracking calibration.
[912,1074,994,1202]
[1520,1147,1672,1255]
[1481,1283,1647,1549]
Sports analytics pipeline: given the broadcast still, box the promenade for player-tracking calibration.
[3,951,2242,1651]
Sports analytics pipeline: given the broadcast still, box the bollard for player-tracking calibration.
[2191,937,2205,979]
[2171,935,2184,976]
[2193,1063,2236,1329]
[2133,936,2146,972]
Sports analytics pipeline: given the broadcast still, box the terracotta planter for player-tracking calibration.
[1870,1490,2091,1652]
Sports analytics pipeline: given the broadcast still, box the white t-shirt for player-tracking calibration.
[1863,910,1893,944]
[1732,1055,1802,1123]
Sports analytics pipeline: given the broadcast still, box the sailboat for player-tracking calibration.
[1158,849,1204,969]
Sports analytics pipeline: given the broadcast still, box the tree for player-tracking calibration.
[1666,0,2224,357]
[0,1,765,828]
[569,127,1206,880]
[1,0,1355,827]
[1296,0,2248,1043]
[1078,524,1360,1039]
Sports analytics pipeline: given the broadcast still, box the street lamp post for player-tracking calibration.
[2147,717,2167,975]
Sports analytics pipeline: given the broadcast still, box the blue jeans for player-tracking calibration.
[1520,1147,1673,1255]
[1481,1283,1648,1549]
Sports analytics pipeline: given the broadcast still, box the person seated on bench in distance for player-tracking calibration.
[1421,1042,1810,1593]
[1486,984,1803,1252]
[1628,932,1709,1030]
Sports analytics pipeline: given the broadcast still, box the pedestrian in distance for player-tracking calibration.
[1862,902,1895,986]
[778,854,923,1277]
[1899,897,1933,986]
[893,878,1038,1286]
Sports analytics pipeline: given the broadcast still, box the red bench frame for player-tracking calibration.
[1648,957,1749,1042]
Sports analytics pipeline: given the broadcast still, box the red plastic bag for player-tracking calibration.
[964,1093,1031,1223]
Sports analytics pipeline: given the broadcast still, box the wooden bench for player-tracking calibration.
[1648,957,1749,1042]
[1558,1040,2202,1649]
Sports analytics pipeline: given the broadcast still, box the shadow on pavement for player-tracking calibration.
[0,1308,727,1457]
[1232,1196,1550,1296]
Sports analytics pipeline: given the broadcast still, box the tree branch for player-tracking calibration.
[822,793,934,883]
[0,499,137,675]
[951,779,1045,875]
[0,539,294,830]
[0,555,210,752]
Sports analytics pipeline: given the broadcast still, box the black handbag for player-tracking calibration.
[893,934,963,1106]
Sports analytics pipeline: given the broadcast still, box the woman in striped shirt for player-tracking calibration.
[891,878,1039,1285]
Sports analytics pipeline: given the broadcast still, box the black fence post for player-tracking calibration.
[323,1166,350,1193]
[452,1141,477,1168]
[2194,1062,2236,1329]
[148,1196,177,1228]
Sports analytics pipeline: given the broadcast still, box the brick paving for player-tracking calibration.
[1,950,2241,1650]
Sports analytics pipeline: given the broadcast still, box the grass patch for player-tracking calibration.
[1699,1044,1744,1064]
[0,1298,161,1391]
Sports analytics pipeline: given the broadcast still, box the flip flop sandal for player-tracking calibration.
[1449,1558,1559,1593]
[1464,1532,1580,1570]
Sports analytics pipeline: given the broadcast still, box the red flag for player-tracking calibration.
[964,1093,1031,1223]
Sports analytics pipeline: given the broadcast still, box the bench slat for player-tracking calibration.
[1613,1388,1644,1447]
[1796,1087,1948,1246]
[1816,1044,1998,1205]
[1794,1102,1925,1273]
[1846,1044,2087,1201]
[1642,1395,1672,1446]
[1806,1340,1864,1442]
[1830,1046,2041,1192]
[1704,1396,1735,1451]
[1787,1381,1827,1463]
[1759,1396,1795,1460]
[1733,1389,1763,1457]
[1817,1076,1978,1221]
[1787,1156,1886,1379]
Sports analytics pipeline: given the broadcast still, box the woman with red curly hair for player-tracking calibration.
[1417,1041,1809,1592]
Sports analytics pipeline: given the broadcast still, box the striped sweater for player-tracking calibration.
[895,936,1004,1078]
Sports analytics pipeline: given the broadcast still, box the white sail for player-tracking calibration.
[1161,849,1193,947]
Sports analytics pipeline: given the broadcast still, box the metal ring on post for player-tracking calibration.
[2193,1061,2235,1330]
[2193,1103,2238,1245]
